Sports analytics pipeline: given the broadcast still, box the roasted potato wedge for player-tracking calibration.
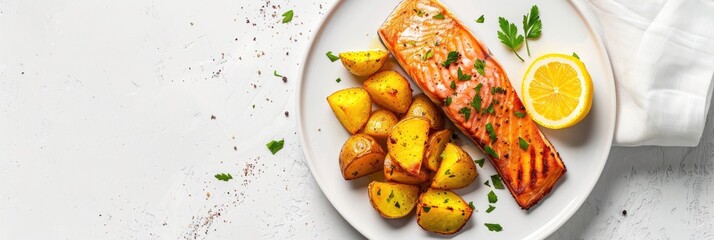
[431,143,477,189]
[363,70,413,114]
[368,181,420,218]
[387,117,430,176]
[404,94,444,130]
[423,129,452,171]
[384,155,429,185]
[362,109,399,140]
[416,188,473,235]
[339,50,389,77]
[339,134,385,180]
[327,87,372,134]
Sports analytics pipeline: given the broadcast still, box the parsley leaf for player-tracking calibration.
[413,9,425,17]
[470,95,482,113]
[442,51,459,67]
[514,111,526,118]
[484,145,499,158]
[423,50,434,60]
[474,158,485,167]
[573,52,580,59]
[469,201,476,210]
[273,70,282,77]
[281,10,294,23]
[433,12,445,19]
[444,198,449,203]
[474,59,486,76]
[387,190,394,203]
[485,123,497,142]
[491,87,505,94]
[395,201,401,208]
[482,102,495,114]
[486,205,496,213]
[435,41,440,46]
[450,81,456,90]
[377,189,381,195]
[423,206,431,212]
[474,83,483,92]
[485,180,490,187]
[497,17,524,62]
[214,173,233,181]
[519,137,529,150]
[326,51,339,62]
[266,139,284,154]
[485,223,503,232]
[476,15,485,23]
[457,67,471,81]
[459,107,471,121]
[522,5,542,57]
[444,169,451,175]
[491,174,505,189]
[336,78,341,83]
[488,190,498,203]
[445,96,452,106]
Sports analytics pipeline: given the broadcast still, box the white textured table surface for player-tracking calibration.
[0,0,712,239]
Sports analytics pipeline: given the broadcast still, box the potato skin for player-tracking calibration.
[404,94,445,130]
[363,70,413,114]
[423,129,452,171]
[327,87,372,134]
[339,50,389,77]
[416,188,473,235]
[339,134,385,180]
[362,109,399,141]
[431,143,477,189]
[384,155,429,185]
[368,181,420,218]
[387,117,430,176]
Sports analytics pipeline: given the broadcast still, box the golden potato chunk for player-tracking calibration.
[362,109,398,140]
[339,50,389,77]
[431,143,477,189]
[384,155,429,185]
[327,87,372,134]
[363,70,413,114]
[404,94,444,130]
[416,188,473,235]
[368,181,420,218]
[423,129,452,172]
[387,117,430,176]
[339,134,385,180]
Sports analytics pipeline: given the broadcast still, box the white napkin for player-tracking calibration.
[583,0,714,146]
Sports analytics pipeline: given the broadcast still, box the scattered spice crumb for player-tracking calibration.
[284,111,289,117]
[210,115,216,120]
[282,76,287,83]
[622,210,627,216]
[21,72,25,75]
[233,146,237,151]
[318,128,321,131]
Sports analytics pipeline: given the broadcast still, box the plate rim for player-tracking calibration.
[295,0,617,238]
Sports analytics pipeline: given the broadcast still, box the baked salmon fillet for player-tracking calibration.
[378,0,566,210]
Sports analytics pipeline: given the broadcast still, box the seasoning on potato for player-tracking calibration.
[368,181,420,218]
[431,143,477,189]
[326,87,372,134]
[339,134,386,180]
[423,129,452,172]
[387,117,430,176]
[339,50,389,77]
[416,188,473,235]
[363,70,413,114]
[362,109,399,141]
[384,155,429,185]
[404,94,445,130]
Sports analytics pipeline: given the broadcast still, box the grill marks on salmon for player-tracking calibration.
[378,0,566,210]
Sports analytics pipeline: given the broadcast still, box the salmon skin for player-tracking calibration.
[378,0,566,210]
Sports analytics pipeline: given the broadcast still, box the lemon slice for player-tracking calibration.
[522,53,593,129]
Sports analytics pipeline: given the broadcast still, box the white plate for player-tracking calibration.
[296,0,616,239]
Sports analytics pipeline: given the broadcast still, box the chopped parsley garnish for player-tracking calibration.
[395,201,401,208]
[423,50,434,60]
[445,96,453,106]
[469,201,476,210]
[470,94,482,112]
[485,180,490,187]
[491,174,505,189]
[514,111,526,118]
[336,78,341,83]
[573,52,580,59]
[474,158,485,167]
[459,107,471,121]
[491,87,505,94]
[457,67,471,81]
[407,41,417,46]
[281,10,294,23]
[266,139,285,154]
[485,123,497,142]
[413,9,425,17]
[450,81,456,90]
[377,189,381,195]
[423,206,431,212]
[444,169,451,175]
[326,51,339,62]
[214,173,233,181]
[482,102,495,114]
[435,41,440,46]
[476,15,485,23]
[444,198,449,203]
[433,12,445,20]
[488,190,498,203]
[474,83,483,92]
[522,5,542,57]
[486,205,496,213]
[497,17,525,62]
[485,223,503,232]
[474,59,486,76]
[484,145,499,158]
[387,190,395,203]
[273,70,282,77]
[441,51,459,67]
[519,137,529,151]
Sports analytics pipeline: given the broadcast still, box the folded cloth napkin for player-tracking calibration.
[583,0,714,146]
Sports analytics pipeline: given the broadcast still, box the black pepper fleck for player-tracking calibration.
[282,76,287,83]
[210,115,216,120]
[622,210,627,216]
[284,111,289,117]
